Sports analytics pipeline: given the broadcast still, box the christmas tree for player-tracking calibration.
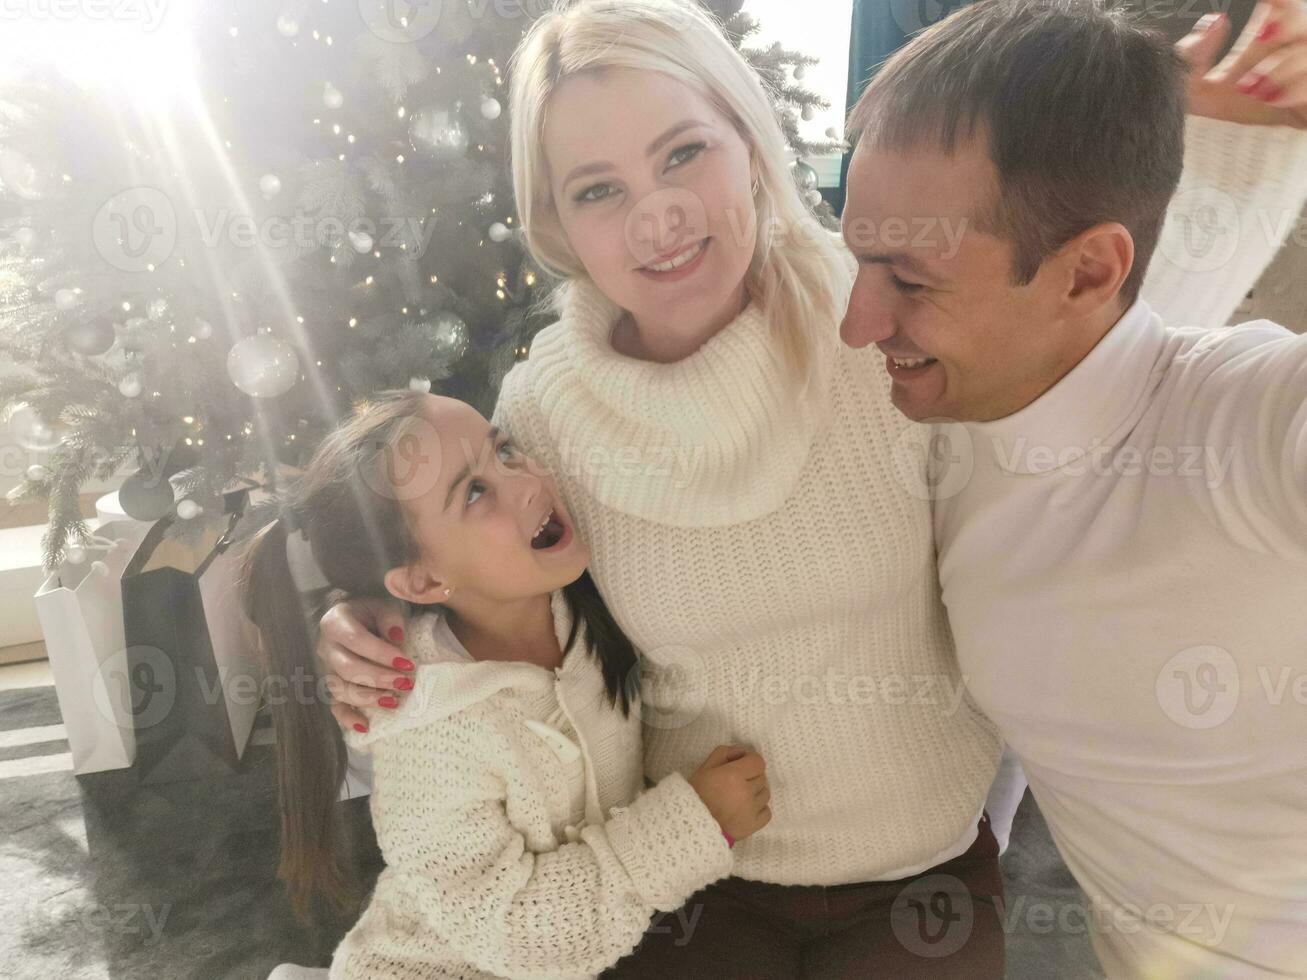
[0,0,841,570]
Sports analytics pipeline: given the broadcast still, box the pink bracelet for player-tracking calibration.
[723,831,735,849]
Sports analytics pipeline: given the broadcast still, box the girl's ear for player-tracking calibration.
[383,563,447,605]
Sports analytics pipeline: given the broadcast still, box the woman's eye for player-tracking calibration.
[667,142,706,168]
[576,183,613,204]
[496,441,516,462]
[466,479,486,506]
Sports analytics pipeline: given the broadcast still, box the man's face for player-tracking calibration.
[839,137,1068,423]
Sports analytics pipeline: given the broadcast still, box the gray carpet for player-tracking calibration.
[1,685,1102,978]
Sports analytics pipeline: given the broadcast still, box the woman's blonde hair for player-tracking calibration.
[509,0,849,395]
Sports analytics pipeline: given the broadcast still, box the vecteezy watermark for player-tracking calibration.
[1156,645,1307,730]
[92,186,440,273]
[894,420,975,502]
[999,895,1236,947]
[1155,645,1240,730]
[0,0,172,31]
[726,666,974,715]
[22,897,172,943]
[891,873,975,959]
[992,438,1238,490]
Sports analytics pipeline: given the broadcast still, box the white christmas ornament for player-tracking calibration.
[259,173,282,200]
[227,334,300,397]
[119,375,143,398]
[65,545,87,565]
[349,230,373,253]
[6,403,61,452]
[276,13,300,37]
[794,65,807,80]
[408,376,432,393]
[26,463,49,482]
[806,188,823,207]
[194,318,213,341]
[176,499,203,520]
[480,97,502,120]
[323,83,344,110]
[488,222,511,243]
[801,105,816,121]
[54,288,79,310]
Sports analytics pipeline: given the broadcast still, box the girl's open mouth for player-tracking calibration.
[530,509,572,552]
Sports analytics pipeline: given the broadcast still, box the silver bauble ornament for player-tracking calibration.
[259,173,282,200]
[480,96,502,120]
[65,545,88,565]
[65,317,116,356]
[6,404,61,452]
[26,463,49,482]
[349,230,373,253]
[431,311,469,360]
[488,222,511,243]
[55,288,79,311]
[801,104,816,122]
[408,376,432,393]
[408,107,469,162]
[194,318,213,341]
[119,375,143,398]
[176,499,203,520]
[791,160,819,192]
[227,334,300,398]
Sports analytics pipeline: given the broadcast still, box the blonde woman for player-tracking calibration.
[310,1,1304,975]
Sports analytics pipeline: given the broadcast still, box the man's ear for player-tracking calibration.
[383,563,447,605]
[1057,222,1134,319]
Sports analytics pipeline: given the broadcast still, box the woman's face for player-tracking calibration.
[543,67,758,344]
[381,396,587,607]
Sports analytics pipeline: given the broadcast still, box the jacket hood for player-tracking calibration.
[348,589,582,747]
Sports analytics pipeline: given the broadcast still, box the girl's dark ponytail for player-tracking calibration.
[241,514,348,920]
[562,569,641,717]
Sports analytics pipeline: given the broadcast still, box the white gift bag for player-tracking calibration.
[32,520,150,775]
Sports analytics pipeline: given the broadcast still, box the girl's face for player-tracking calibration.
[543,67,758,346]
[380,396,587,607]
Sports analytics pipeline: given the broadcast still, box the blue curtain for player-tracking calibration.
[834,0,973,212]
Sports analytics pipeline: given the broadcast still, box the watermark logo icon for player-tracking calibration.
[93,186,177,273]
[1156,645,1239,729]
[358,0,443,43]
[891,873,975,959]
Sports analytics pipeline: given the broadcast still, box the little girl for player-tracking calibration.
[242,389,771,979]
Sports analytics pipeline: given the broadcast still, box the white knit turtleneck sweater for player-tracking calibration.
[492,116,1307,887]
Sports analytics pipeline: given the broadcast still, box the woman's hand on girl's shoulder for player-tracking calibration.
[317,595,414,733]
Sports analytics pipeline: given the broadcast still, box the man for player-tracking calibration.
[840,0,1307,975]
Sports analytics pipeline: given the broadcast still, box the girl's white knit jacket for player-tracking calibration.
[330,591,733,980]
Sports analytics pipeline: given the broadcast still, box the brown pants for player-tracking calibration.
[602,814,1005,979]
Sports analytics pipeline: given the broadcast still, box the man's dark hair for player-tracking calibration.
[847,0,1186,305]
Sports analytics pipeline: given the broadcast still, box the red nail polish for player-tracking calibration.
[387,626,404,644]
[379,695,399,709]
[394,676,414,691]
[392,656,415,671]
[1238,73,1264,94]
[353,723,368,733]
[1257,21,1278,43]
